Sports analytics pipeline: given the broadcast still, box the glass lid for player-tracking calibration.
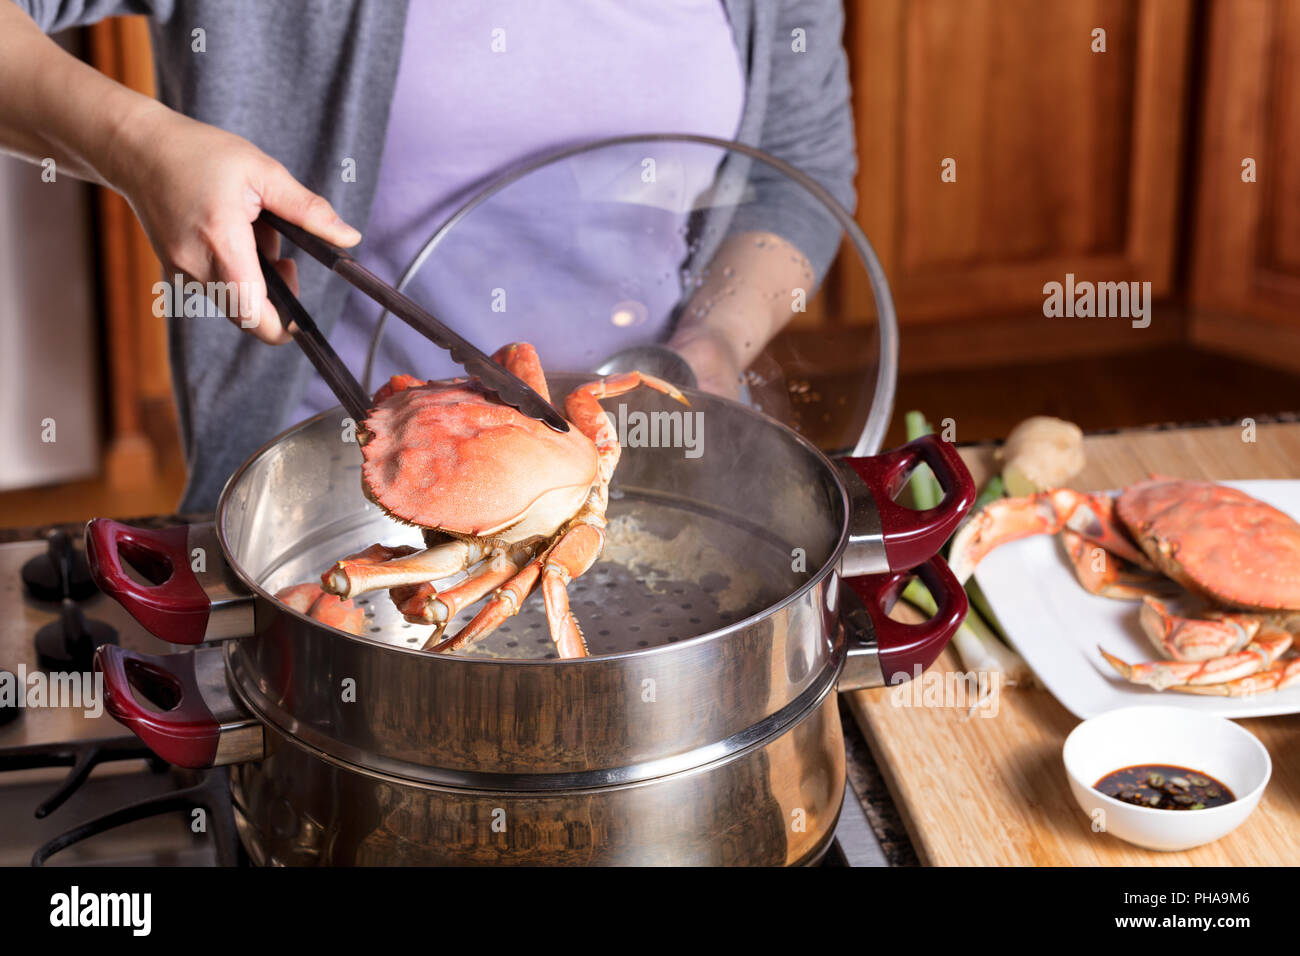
[362,134,897,456]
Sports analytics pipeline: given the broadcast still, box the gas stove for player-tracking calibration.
[0,526,895,867]
[0,531,241,866]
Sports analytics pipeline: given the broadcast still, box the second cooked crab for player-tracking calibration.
[949,477,1300,696]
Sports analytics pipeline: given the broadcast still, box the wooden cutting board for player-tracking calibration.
[847,420,1300,865]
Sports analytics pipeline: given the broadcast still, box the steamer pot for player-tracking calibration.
[89,379,972,865]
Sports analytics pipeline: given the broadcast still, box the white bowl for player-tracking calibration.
[1062,705,1270,852]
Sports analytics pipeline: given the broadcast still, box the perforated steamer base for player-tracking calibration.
[259,489,801,660]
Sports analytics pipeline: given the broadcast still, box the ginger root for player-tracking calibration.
[996,416,1085,497]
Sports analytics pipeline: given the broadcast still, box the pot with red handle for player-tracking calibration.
[90,378,972,865]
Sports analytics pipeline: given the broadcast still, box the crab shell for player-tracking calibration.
[359,380,599,541]
[1116,479,1300,610]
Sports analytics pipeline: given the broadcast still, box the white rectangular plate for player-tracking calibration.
[973,479,1300,719]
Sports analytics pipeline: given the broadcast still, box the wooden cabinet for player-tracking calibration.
[1189,0,1300,372]
[813,0,1201,371]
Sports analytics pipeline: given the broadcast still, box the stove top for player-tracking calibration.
[0,533,239,865]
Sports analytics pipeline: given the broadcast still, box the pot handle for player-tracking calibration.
[843,434,976,572]
[839,554,968,689]
[86,519,253,645]
[94,645,263,768]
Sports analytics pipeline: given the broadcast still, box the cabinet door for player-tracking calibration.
[827,0,1192,366]
[1190,0,1300,371]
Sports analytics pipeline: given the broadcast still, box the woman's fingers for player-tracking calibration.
[273,255,300,301]
[257,160,361,248]
[252,219,281,260]
[112,107,356,345]
[210,218,289,345]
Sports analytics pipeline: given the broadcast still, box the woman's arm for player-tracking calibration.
[0,2,361,343]
[0,2,155,184]
[668,231,813,398]
[670,0,855,395]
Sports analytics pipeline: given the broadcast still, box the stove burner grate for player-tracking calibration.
[31,768,244,867]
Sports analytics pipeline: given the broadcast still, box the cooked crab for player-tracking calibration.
[318,342,687,659]
[275,582,367,637]
[949,477,1300,696]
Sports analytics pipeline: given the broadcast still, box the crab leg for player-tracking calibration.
[491,342,552,401]
[426,556,544,653]
[396,543,536,626]
[950,489,1151,584]
[1172,654,1300,697]
[1060,530,1174,601]
[432,491,609,658]
[538,521,605,659]
[1138,597,1258,661]
[1098,628,1293,691]
[565,371,689,478]
[321,540,478,599]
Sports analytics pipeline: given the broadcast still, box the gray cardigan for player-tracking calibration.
[19,0,856,510]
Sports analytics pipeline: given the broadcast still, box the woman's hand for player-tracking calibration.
[112,105,361,344]
[0,3,359,344]
[667,325,745,400]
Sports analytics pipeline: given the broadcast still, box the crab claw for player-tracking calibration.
[949,489,1144,584]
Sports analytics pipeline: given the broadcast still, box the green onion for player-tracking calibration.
[902,577,1030,684]
[957,476,1011,641]
[899,416,1030,688]
[904,411,941,510]
[972,474,1005,513]
[965,579,1009,643]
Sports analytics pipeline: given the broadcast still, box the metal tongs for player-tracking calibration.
[254,210,568,432]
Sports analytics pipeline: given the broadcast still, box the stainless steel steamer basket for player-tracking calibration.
[90,377,971,772]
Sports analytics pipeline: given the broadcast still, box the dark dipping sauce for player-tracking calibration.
[1094,764,1235,810]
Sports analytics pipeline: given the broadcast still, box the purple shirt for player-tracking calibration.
[297,0,744,419]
